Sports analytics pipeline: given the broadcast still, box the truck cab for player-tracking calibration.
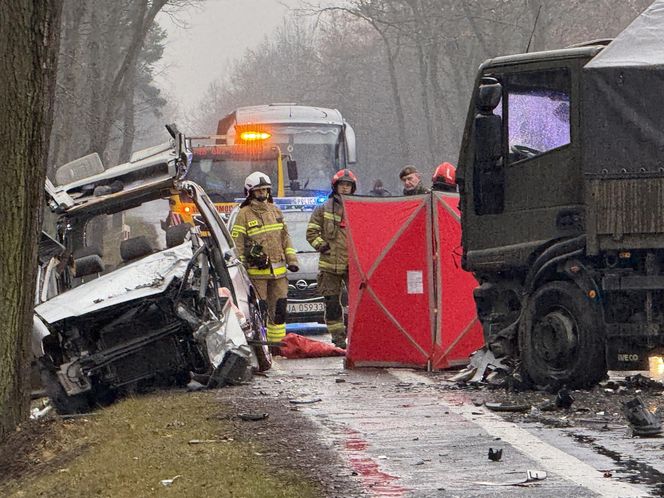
[458,2,664,388]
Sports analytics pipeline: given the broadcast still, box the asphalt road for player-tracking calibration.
[251,352,658,497]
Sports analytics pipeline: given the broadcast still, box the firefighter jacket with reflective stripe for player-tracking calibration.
[231,199,298,279]
[306,195,348,275]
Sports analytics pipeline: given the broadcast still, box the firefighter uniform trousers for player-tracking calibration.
[231,199,298,344]
[251,275,289,343]
[306,194,349,348]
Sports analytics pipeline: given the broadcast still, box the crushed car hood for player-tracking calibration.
[35,242,193,324]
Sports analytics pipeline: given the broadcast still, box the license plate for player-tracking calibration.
[288,302,325,314]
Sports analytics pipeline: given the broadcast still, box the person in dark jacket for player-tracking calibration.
[369,179,390,196]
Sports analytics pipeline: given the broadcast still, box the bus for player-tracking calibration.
[216,103,357,193]
[169,104,357,226]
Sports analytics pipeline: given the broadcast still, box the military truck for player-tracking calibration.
[456,2,664,387]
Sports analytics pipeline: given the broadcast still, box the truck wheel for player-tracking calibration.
[250,305,272,372]
[519,281,606,389]
[38,359,92,415]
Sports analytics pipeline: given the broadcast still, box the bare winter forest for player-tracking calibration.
[52,0,650,191]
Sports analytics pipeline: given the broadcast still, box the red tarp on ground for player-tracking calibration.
[344,193,483,369]
[280,333,346,358]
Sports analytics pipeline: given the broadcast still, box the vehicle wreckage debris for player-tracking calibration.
[622,397,662,437]
[555,387,575,409]
[289,398,323,405]
[475,470,547,487]
[160,475,181,487]
[485,402,530,413]
[488,448,503,461]
[238,412,269,421]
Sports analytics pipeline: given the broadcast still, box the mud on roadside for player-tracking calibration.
[213,383,366,498]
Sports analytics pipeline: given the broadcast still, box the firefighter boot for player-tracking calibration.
[328,320,346,349]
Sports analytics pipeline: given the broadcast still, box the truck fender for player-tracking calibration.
[557,258,603,311]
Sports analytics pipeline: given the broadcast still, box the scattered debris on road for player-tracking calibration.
[238,412,269,421]
[622,397,662,437]
[488,448,503,461]
[289,398,323,405]
[475,470,547,487]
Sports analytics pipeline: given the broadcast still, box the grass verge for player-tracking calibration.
[0,390,319,498]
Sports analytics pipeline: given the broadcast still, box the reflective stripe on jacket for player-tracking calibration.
[306,195,348,274]
[231,199,297,279]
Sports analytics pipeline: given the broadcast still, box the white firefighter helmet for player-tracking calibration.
[244,172,272,196]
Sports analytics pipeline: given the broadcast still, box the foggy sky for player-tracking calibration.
[156,0,301,111]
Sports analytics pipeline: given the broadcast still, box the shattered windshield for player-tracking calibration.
[502,68,571,162]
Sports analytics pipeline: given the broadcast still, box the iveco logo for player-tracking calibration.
[296,280,308,290]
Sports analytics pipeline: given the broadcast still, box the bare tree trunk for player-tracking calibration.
[90,0,166,157]
[378,31,410,164]
[118,65,136,164]
[0,0,62,439]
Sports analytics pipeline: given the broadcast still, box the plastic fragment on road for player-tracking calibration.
[279,333,346,359]
[488,448,503,461]
[555,387,574,409]
[289,398,323,404]
[485,402,530,413]
[622,396,662,437]
[238,412,269,421]
[475,470,547,486]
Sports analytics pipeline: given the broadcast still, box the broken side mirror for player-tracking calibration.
[473,77,504,215]
[287,160,300,191]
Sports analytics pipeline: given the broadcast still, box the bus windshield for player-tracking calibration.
[186,157,279,202]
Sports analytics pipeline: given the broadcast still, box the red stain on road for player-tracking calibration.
[342,429,407,497]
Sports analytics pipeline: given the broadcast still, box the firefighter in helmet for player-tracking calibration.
[431,162,457,192]
[231,172,299,352]
[306,169,357,348]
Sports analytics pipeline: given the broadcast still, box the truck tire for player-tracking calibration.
[38,359,92,415]
[519,281,606,389]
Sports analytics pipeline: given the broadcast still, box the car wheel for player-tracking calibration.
[250,304,272,372]
[38,359,92,415]
[519,281,606,389]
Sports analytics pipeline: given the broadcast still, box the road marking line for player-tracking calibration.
[388,369,648,498]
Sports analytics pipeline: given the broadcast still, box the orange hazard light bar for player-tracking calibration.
[239,131,271,141]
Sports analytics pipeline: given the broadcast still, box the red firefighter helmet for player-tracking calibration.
[432,162,456,186]
[331,169,357,193]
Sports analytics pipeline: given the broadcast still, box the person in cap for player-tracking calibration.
[306,169,357,348]
[231,172,299,354]
[431,162,457,193]
[399,165,430,195]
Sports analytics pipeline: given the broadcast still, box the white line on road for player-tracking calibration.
[388,369,648,498]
